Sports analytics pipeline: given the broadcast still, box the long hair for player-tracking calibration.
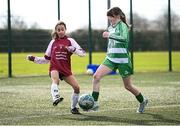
[107,7,130,28]
[51,21,67,39]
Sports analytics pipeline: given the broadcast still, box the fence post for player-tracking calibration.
[168,0,172,71]
[7,0,12,77]
[57,0,60,20]
[107,0,111,26]
[88,0,92,65]
[130,0,134,72]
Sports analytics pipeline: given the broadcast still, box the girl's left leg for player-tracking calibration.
[64,75,80,114]
[122,76,140,96]
[122,76,148,113]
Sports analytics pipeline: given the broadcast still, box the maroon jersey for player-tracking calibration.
[33,36,85,79]
[48,36,73,76]
[43,35,85,78]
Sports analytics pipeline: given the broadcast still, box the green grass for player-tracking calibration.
[0,51,180,77]
[134,51,180,72]
[0,72,180,125]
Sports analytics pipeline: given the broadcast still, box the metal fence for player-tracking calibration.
[0,0,180,78]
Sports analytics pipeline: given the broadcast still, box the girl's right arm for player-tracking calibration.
[27,40,54,64]
[27,55,49,64]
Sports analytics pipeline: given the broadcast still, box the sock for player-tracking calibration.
[51,83,59,101]
[92,91,99,101]
[71,92,79,109]
[136,93,144,103]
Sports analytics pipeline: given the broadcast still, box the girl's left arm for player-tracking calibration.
[68,38,86,57]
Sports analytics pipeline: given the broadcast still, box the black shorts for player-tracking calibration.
[49,72,65,81]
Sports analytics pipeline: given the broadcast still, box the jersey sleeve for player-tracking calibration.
[30,40,54,64]
[68,38,86,57]
[34,57,49,64]
[45,39,54,58]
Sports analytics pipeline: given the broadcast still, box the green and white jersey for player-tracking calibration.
[106,21,130,64]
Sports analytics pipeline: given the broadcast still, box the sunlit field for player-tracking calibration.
[0,51,180,77]
[0,72,180,125]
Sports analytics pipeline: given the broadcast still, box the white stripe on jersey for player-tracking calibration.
[108,48,127,53]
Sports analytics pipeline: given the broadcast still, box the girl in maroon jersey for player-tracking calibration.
[27,21,86,114]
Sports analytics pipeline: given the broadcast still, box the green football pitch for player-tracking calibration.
[0,72,180,125]
[0,51,180,77]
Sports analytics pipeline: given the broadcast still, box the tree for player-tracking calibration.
[29,22,41,29]
[129,13,150,31]
[1,14,27,29]
[150,10,180,31]
[0,14,40,29]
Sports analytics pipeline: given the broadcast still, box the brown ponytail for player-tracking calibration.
[107,7,130,28]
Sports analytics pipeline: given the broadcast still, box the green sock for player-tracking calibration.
[136,93,144,103]
[92,91,99,101]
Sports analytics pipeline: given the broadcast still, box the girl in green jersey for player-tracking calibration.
[91,7,148,113]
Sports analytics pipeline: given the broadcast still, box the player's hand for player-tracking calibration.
[66,46,76,53]
[26,55,35,61]
[102,31,109,38]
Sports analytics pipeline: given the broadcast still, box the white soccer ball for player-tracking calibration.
[86,69,94,75]
[78,94,94,111]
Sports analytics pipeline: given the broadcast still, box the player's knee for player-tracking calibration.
[124,84,132,91]
[52,79,59,84]
[51,76,59,84]
[93,74,101,82]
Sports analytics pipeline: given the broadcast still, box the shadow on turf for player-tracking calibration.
[63,113,180,125]
[144,113,180,125]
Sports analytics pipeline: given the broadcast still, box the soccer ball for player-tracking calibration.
[86,69,94,75]
[78,94,94,111]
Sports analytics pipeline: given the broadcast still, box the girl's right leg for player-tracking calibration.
[92,65,112,93]
[92,64,112,110]
[50,70,63,106]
